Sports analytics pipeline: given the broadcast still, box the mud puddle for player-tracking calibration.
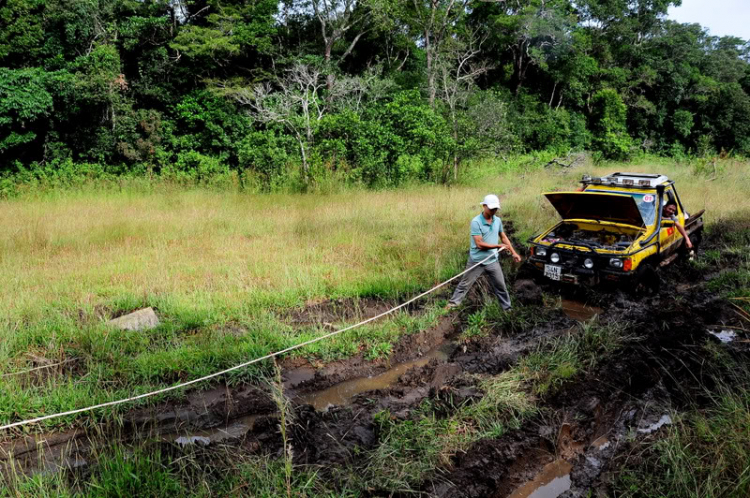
[0,432,92,478]
[172,414,263,447]
[560,298,602,321]
[508,459,572,498]
[708,329,737,343]
[296,342,456,411]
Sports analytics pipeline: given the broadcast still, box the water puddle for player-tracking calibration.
[708,329,737,343]
[561,299,602,322]
[171,413,261,446]
[637,414,672,434]
[590,435,610,451]
[508,459,573,498]
[297,343,455,411]
[1,413,265,479]
[283,366,316,389]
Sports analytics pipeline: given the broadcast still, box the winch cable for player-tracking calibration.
[0,249,506,432]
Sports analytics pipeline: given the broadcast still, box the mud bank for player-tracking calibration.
[2,224,749,497]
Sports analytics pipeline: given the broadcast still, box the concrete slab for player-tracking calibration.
[107,307,160,331]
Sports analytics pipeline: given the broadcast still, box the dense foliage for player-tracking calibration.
[1,0,748,190]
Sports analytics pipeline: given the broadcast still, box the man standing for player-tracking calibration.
[447,194,522,310]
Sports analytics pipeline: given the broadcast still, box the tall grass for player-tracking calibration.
[617,347,750,498]
[1,156,749,430]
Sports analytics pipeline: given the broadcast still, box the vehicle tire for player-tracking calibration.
[688,229,703,252]
[680,228,703,260]
[631,263,660,295]
[691,229,703,248]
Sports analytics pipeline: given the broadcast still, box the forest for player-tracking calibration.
[1,0,749,190]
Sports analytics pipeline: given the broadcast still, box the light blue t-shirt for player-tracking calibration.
[469,213,504,265]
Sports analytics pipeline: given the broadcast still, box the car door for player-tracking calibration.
[658,186,684,255]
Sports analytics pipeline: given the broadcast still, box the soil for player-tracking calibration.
[2,223,749,497]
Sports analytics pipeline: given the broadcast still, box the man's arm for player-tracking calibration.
[472,235,507,252]
[501,232,522,263]
[675,223,693,250]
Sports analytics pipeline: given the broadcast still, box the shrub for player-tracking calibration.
[238,129,295,191]
[591,88,633,160]
[164,150,228,181]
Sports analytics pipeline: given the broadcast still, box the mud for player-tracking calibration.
[560,298,602,322]
[282,309,457,392]
[282,296,402,328]
[508,460,572,498]
[297,342,456,411]
[2,223,749,496]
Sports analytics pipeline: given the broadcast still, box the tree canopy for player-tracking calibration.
[1,0,748,189]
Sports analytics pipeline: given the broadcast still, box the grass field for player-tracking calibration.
[2,155,750,496]
[2,155,750,432]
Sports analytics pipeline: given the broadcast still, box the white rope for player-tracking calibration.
[0,250,504,432]
[0,358,77,379]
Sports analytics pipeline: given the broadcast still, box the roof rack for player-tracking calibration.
[581,172,670,188]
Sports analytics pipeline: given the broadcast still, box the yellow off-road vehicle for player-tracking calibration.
[527,173,704,290]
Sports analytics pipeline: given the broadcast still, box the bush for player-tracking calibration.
[591,88,633,160]
[0,159,112,197]
[355,90,453,186]
[164,150,229,181]
[167,91,253,166]
[510,93,588,153]
[238,129,295,191]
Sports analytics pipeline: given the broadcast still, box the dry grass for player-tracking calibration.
[5,157,747,324]
[0,156,748,428]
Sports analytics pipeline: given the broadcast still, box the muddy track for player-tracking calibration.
[2,224,749,497]
[435,294,742,497]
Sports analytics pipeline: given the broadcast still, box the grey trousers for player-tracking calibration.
[449,257,512,310]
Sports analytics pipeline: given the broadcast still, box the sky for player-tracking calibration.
[668,0,750,41]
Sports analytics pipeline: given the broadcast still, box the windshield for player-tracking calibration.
[587,190,657,225]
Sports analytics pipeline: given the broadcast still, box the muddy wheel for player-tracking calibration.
[690,229,703,248]
[631,263,660,295]
[680,229,703,260]
[688,229,703,252]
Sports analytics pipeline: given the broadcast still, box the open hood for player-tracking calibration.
[544,192,645,227]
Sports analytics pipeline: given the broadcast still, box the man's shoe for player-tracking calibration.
[445,302,459,311]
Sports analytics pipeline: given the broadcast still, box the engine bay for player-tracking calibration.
[541,222,637,251]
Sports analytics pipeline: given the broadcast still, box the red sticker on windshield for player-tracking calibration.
[644,195,654,203]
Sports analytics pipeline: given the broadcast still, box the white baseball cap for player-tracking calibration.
[481,194,501,210]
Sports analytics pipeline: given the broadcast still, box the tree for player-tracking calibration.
[231,63,328,185]
[591,88,632,160]
[170,0,278,77]
[409,0,469,106]
[0,0,46,67]
[436,29,490,179]
[0,68,55,162]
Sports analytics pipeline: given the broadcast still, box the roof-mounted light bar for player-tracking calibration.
[580,173,670,188]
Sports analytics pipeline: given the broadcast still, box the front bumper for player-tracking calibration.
[527,251,634,285]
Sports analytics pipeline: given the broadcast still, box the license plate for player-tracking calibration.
[544,264,562,281]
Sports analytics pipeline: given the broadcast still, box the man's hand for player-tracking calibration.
[499,232,520,262]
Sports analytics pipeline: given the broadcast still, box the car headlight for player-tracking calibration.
[537,247,547,257]
[550,252,560,264]
[584,258,594,269]
[610,258,623,269]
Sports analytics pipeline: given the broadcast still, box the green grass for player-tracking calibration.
[1,156,749,433]
[358,369,537,493]
[616,348,750,498]
[352,319,629,493]
[0,445,346,498]
[518,319,628,395]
